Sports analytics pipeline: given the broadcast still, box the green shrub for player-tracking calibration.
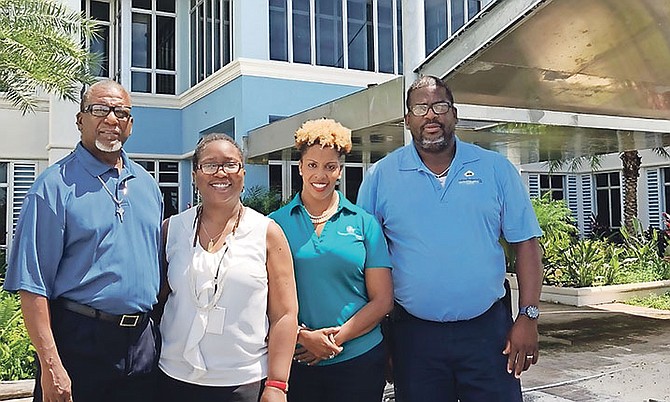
[242,185,283,216]
[625,291,670,310]
[0,288,36,380]
[0,249,37,380]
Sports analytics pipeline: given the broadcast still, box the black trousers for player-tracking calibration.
[156,370,264,402]
[288,342,386,402]
[34,305,160,402]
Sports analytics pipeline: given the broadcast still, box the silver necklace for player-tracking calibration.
[434,165,450,178]
[97,176,125,222]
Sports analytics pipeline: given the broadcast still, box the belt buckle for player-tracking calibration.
[119,314,140,327]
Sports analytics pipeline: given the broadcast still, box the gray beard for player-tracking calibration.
[96,139,122,153]
[418,136,448,153]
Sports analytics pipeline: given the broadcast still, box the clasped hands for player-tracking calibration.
[293,326,343,366]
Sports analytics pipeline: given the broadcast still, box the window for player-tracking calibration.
[343,165,363,203]
[347,0,373,71]
[1,163,7,247]
[190,0,232,86]
[595,172,621,229]
[269,0,403,74]
[540,174,565,200]
[131,0,176,94]
[134,160,180,218]
[201,118,235,138]
[82,0,113,78]
[424,0,483,55]
[663,167,670,214]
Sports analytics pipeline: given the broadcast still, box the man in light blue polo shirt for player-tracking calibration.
[4,80,163,402]
[358,75,543,402]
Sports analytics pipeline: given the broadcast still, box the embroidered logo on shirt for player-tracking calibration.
[458,170,482,185]
[337,225,364,240]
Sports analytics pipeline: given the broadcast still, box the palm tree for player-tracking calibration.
[0,0,98,114]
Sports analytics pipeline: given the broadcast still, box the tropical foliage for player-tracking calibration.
[0,249,37,380]
[242,185,283,215]
[533,195,670,287]
[0,0,99,113]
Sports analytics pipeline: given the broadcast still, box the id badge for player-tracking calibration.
[206,306,226,335]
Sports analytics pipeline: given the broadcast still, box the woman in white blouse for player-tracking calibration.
[155,133,298,402]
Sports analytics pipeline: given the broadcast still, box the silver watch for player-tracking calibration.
[519,305,540,319]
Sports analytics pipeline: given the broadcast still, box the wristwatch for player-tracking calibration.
[518,305,540,320]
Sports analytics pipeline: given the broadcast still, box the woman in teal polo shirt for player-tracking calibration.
[270,118,393,402]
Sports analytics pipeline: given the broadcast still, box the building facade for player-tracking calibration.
[2,0,670,251]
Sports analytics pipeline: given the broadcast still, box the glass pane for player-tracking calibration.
[270,0,288,61]
[551,174,563,188]
[610,172,619,186]
[161,187,179,218]
[293,0,311,64]
[222,0,231,65]
[344,166,363,203]
[397,0,402,73]
[468,0,480,19]
[157,0,175,13]
[451,0,465,33]
[612,189,621,226]
[205,0,212,76]
[665,167,670,184]
[131,71,151,92]
[157,16,175,70]
[665,185,670,213]
[198,3,205,81]
[91,25,109,77]
[191,9,198,85]
[159,161,179,172]
[595,173,608,188]
[270,164,282,194]
[132,13,151,68]
[551,190,564,201]
[0,187,6,245]
[291,165,301,199]
[91,1,110,21]
[316,0,343,68]
[378,0,394,73]
[540,174,549,188]
[214,0,221,70]
[156,74,175,94]
[133,0,152,10]
[424,0,447,55]
[0,163,7,182]
[347,0,373,71]
[160,172,179,182]
[135,160,155,173]
[596,189,610,227]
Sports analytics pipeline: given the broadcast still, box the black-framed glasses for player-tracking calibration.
[409,102,453,117]
[83,104,132,119]
[198,162,243,175]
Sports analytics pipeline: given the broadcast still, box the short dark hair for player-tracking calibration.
[192,133,244,171]
[405,75,455,111]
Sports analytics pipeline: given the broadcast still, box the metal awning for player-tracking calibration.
[247,0,670,164]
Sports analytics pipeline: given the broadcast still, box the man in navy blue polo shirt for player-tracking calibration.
[358,75,543,402]
[4,80,163,402]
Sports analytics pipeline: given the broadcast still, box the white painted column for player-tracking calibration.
[401,0,426,145]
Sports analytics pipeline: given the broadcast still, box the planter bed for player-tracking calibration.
[506,274,670,307]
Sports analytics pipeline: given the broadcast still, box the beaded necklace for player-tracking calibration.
[305,192,339,225]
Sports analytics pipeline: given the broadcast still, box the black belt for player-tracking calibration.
[54,299,147,328]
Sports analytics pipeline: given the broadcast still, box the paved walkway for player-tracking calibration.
[3,302,670,402]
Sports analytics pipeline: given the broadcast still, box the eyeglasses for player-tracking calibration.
[409,102,453,117]
[83,104,132,119]
[198,162,243,175]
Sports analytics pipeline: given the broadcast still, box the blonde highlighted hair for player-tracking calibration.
[294,118,352,156]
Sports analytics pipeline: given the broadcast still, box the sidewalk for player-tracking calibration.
[521,302,670,402]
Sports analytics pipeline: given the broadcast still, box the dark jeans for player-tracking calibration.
[288,342,386,402]
[392,300,522,402]
[34,305,159,402]
[156,370,263,402]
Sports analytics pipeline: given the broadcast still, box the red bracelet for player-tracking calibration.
[265,379,289,394]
